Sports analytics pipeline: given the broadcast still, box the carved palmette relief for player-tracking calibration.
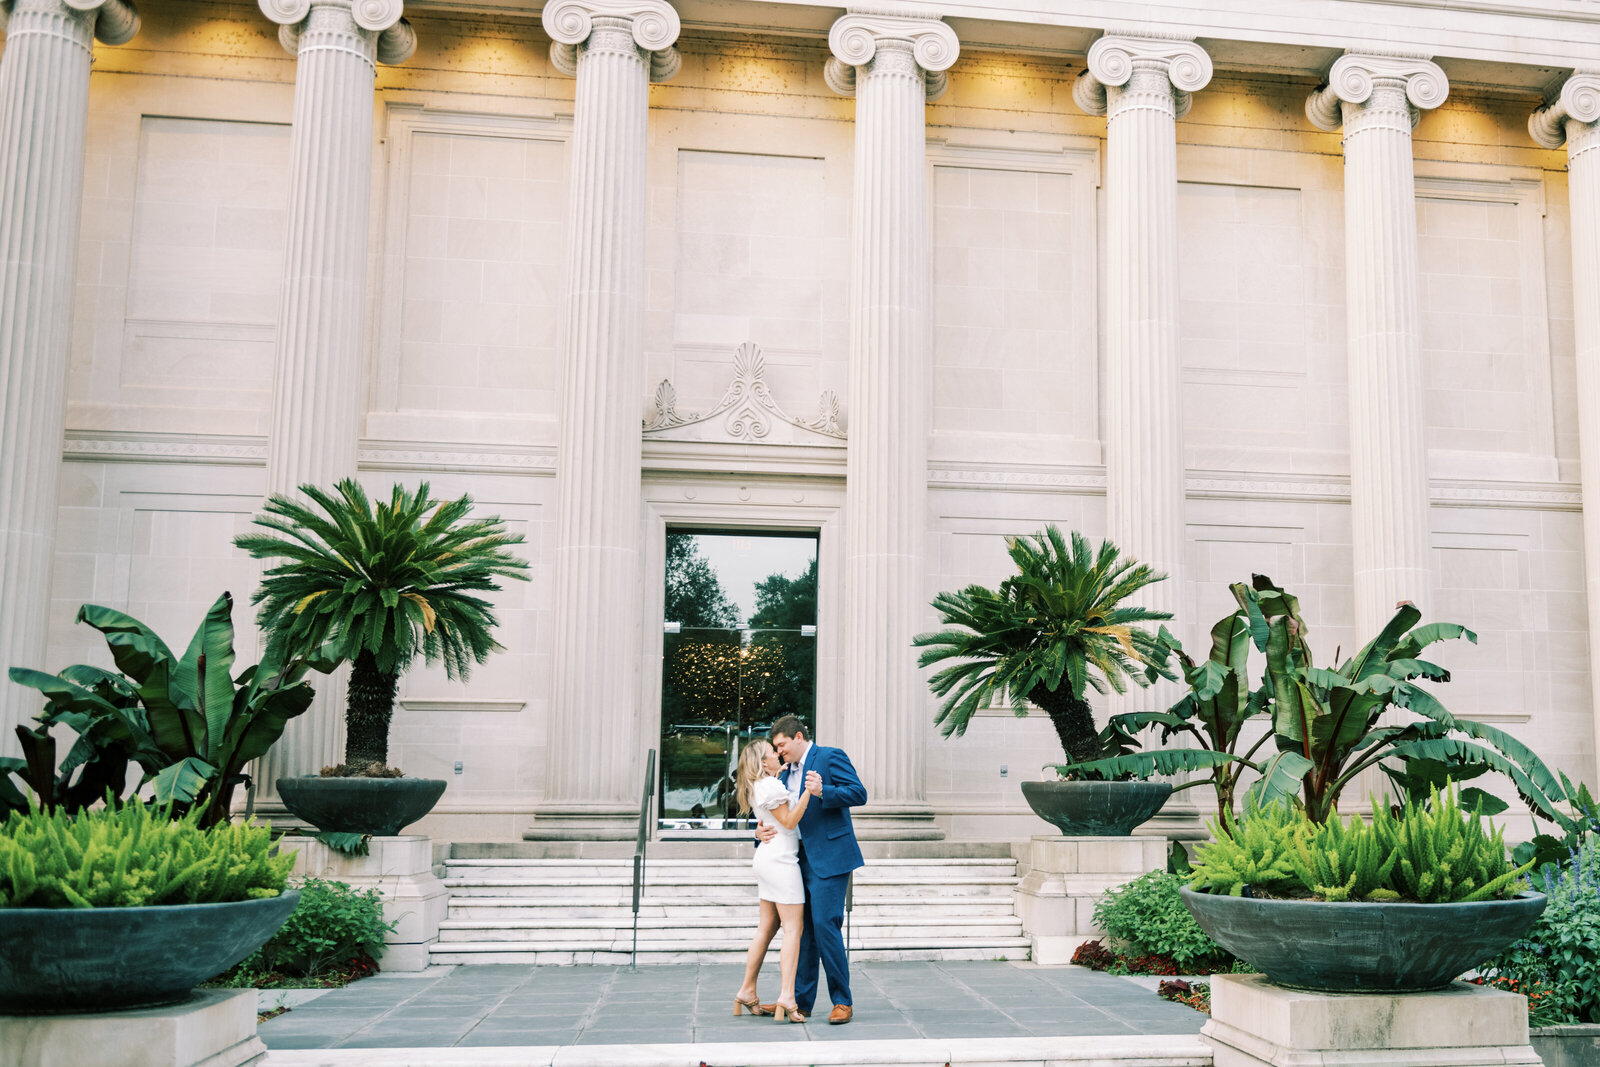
[642,343,846,443]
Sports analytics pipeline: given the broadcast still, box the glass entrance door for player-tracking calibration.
[659,529,817,831]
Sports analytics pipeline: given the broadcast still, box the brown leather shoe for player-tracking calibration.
[829,1005,852,1025]
[755,1003,778,1017]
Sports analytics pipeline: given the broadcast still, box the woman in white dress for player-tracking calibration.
[730,739,811,1022]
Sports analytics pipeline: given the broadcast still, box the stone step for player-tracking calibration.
[441,861,1021,881]
[440,878,1019,899]
[437,916,1026,942]
[427,939,1033,966]
[446,898,1021,921]
[453,840,1017,860]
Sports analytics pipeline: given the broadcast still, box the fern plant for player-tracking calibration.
[1380,786,1532,903]
[0,803,293,908]
[1185,801,1302,897]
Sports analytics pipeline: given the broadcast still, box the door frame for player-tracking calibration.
[641,478,844,835]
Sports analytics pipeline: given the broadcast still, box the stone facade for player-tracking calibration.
[2,0,1597,842]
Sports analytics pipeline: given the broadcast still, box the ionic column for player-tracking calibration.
[1530,73,1600,786]
[528,0,679,840]
[255,0,415,783]
[825,11,956,839]
[0,0,138,745]
[1074,36,1211,642]
[1307,53,1449,634]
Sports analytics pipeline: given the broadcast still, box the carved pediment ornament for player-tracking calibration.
[643,343,846,442]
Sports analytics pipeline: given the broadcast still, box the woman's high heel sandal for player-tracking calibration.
[774,1001,805,1023]
[734,996,769,1017]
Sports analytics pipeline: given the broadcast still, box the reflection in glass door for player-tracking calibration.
[659,529,817,830]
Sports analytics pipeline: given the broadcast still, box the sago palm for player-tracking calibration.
[914,527,1176,765]
[235,480,530,770]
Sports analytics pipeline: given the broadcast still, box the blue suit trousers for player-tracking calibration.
[795,844,851,1012]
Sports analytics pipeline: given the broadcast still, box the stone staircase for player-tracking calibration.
[430,845,1029,966]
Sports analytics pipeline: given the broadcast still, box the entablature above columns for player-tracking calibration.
[1305,52,1449,133]
[1072,34,1212,120]
[259,0,417,65]
[542,0,682,82]
[824,8,960,101]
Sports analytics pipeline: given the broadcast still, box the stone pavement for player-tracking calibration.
[257,961,1207,1051]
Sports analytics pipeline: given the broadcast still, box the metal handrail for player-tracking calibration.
[630,748,657,971]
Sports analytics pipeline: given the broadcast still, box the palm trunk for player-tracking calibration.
[344,650,399,769]
[1027,685,1102,765]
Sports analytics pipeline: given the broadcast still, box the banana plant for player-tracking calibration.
[5,592,328,826]
[1251,576,1569,825]
[1061,575,1578,833]
[1054,581,1284,834]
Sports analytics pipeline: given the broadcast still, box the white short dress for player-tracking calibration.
[751,775,805,905]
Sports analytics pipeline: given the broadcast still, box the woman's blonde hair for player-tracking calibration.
[734,740,775,816]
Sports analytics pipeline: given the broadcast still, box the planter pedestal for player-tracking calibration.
[1013,834,1167,965]
[1532,1024,1600,1067]
[0,989,262,1067]
[283,835,447,971]
[1203,973,1541,1067]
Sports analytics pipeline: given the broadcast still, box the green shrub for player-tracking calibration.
[1092,870,1228,970]
[1480,838,1600,1024]
[249,877,394,977]
[1188,787,1532,903]
[0,803,292,908]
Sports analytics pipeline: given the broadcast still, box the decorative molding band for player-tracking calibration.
[642,342,846,444]
[1073,34,1212,118]
[542,0,681,83]
[928,460,1582,510]
[61,431,559,475]
[825,10,958,102]
[398,698,526,713]
[1306,52,1449,132]
[1530,71,1600,149]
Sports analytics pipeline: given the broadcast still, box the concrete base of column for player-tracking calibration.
[1014,834,1167,965]
[0,990,264,1067]
[850,804,946,840]
[524,804,641,841]
[283,835,447,971]
[1202,974,1539,1067]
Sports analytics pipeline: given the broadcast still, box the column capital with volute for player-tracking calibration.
[259,0,416,66]
[1073,34,1212,120]
[1529,71,1600,151]
[0,0,140,44]
[542,0,681,83]
[824,9,958,102]
[1305,52,1448,133]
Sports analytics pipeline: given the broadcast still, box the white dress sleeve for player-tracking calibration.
[753,776,788,812]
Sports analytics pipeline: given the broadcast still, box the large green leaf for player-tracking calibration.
[224,683,315,767]
[1053,748,1247,784]
[172,593,238,761]
[74,604,177,678]
[1244,750,1314,811]
[152,757,217,805]
[1385,737,1564,823]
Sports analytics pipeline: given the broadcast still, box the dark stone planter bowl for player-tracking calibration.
[1019,780,1172,836]
[0,889,299,1014]
[277,774,447,836]
[1180,885,1547,993]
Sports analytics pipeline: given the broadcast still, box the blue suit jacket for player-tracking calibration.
[781,744,867,879]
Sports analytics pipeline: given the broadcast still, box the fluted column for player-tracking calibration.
[255,0,415,785]
[826,11,956,839]
[1531,73,1600,785]
[1074,35,1210,662]
[0,0,139,747]
[1308,53,1448,635]
[528,0,679,839]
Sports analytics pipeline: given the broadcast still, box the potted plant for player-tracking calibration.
[1179,787,1546,992]
[914,527,1178,836]
[235,479,530,836]
[0,802,299,1013]
[4,592,322,825]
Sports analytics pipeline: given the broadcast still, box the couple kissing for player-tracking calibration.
[730,715,866,1025]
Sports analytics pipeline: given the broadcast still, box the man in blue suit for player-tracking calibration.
[755,714,867,1024]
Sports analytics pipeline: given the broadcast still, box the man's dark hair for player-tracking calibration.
[769,715,807,742]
